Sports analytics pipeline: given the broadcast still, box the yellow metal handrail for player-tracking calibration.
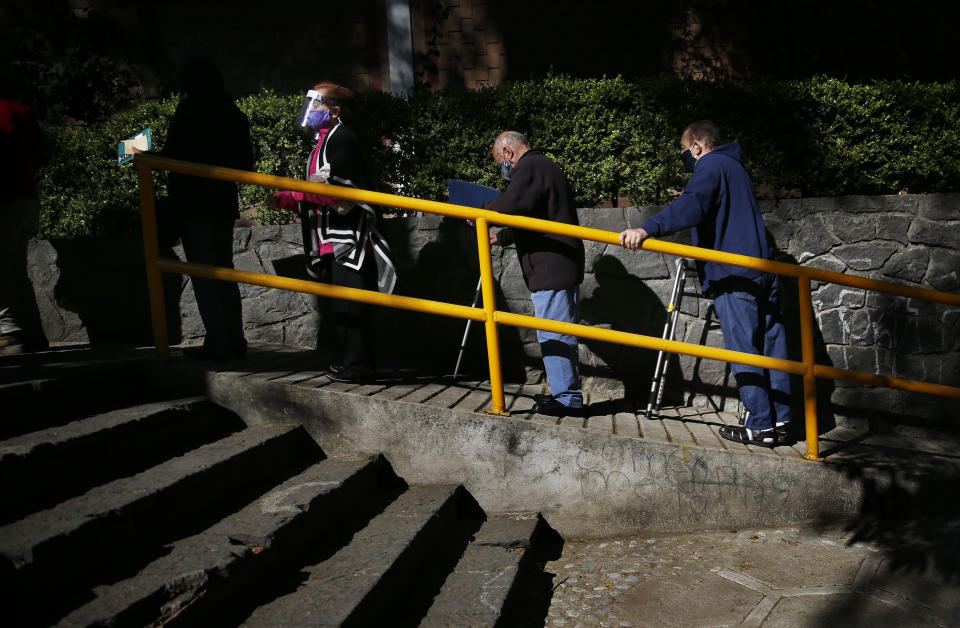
[134,154,960,461]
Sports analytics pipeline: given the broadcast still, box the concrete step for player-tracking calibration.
[240,484,485,627]
[422,513,554,626]
[0,422,322,625]
[0,397,246,525]
[56,454,403,628]
[0,361,160,439]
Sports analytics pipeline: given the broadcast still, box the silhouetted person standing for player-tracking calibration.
[0,98,48,354]
[164,57,252,360]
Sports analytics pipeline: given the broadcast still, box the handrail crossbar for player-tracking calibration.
[134,154,960,460]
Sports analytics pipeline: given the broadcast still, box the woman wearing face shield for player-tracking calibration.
[268,82,396,383]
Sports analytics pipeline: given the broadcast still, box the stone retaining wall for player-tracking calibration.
[28,193,959,431]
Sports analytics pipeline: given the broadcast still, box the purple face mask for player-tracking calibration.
[304,109,333,130]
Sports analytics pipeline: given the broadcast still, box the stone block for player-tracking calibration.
[233,227,252,251]
[891,352,949,382]
[864,291,912,313]
[909,217,960,248]
[599,243,671,280]
[793,216,842,260]
[945,309,960,351]
[841,308,876,346]
[234,250,265,274]
[816,309,845,345]
[496,253,528,295]
[257,241,302,270]
[825,343,847,370]
[582,240,606,273]
[831,194,914,213]
[875,213,913,244]
[577,207,627,233]
[839,344,883,375]
[882,247,929,284]
[279,224,303,246]
[828,213,878,242]
[811,284,866,311]
[763,216,794,253]
[27,240,89,344]
[418,212,445,230]
[925,248,960,292]
[803,253,848,273]
[918,193,960,220]
[832,240,901,271]
[624,205,662,229]
[897,314,952,354]
[763,197,803,220]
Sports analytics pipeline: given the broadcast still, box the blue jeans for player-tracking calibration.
[713,280,792,432]
[530,288,583,408]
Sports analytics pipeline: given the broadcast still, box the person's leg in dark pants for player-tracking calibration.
[181,216,246,358]
[329,257,376,377]
[762,283,792,428]
[714,289,774,431]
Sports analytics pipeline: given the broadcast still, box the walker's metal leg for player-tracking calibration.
[452,276,484,379]
[646,258,687,418]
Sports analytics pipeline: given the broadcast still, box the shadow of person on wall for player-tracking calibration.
[371,215,526,383]
[579,255,665,400]
[771,239,837,440]
[51,237,183,347]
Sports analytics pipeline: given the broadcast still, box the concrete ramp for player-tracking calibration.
[143,343,959,540]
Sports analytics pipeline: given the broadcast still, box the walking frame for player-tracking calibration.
[645,257,750,424]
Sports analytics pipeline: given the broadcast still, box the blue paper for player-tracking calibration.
[448,178,500,208]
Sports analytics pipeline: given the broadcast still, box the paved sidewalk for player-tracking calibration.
[543,523,959,627]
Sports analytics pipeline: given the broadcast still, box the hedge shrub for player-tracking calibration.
[36,75,960,238]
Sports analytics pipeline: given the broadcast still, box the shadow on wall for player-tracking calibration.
[580,255,665,399]
[773,244,838,437]
[270,254,337,351]
[50,237,183,346]
[372,215,527,381]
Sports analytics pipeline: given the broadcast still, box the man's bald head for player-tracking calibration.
[492,130,530,166]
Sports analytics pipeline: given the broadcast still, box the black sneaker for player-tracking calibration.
[531,397,582,418]
[719,424,777,448]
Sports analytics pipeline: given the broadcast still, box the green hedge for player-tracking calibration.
[36,75,960,238]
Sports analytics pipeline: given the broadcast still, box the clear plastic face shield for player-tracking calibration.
[295,89,339,133]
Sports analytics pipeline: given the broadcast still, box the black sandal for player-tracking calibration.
[719,424,777,448]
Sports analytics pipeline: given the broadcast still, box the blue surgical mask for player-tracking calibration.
[500,160,513,181]
[680,149,697,173]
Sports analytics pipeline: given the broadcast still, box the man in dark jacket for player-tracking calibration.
[483,131,585,416]
[620,121,792,447]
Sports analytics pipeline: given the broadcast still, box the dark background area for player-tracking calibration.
[3,0,958,125]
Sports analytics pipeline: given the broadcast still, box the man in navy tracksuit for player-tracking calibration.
[620,121,792,447]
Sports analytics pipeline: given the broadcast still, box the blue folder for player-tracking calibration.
[448,178,500,208]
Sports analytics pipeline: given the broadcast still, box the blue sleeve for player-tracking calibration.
[642,164,718,236]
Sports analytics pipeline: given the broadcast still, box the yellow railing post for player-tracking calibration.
[798,276,821,461]
[135,160,169,363]
[476,218,509,416]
